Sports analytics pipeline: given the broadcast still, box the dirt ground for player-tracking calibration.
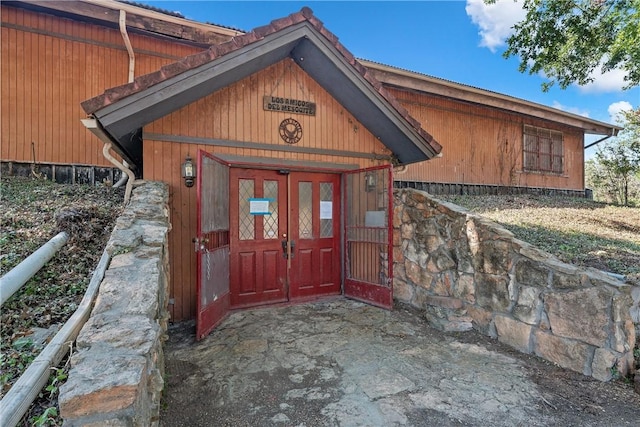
[161,299,640,427]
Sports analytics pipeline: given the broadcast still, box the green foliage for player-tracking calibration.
[45,367,68,399]
[31,407,59,427]
[491,0,640,91]
[586,109,640,206]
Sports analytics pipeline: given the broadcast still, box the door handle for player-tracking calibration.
[281,239,296,259]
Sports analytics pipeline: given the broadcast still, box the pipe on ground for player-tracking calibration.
[0,231,69,306]
[0,250,111,427]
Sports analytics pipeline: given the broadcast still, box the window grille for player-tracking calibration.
[523,125,564,174]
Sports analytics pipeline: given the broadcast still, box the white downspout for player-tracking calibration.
[81,118,135,204]
[119,10,135,83]
[103,141,135,204]
[111,9,136,190]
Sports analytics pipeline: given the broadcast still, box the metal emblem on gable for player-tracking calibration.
[279,118,303,144]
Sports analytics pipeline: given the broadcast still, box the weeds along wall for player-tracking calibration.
[58,181,170,426]
[393,188,638,382]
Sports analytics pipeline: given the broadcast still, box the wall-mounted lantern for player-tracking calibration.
[364,171,376,192]
[182,155,196,187]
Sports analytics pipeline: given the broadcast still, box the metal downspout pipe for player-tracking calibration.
[119,10,135,83]
[80,118,136,204]
[103,141,135,204]
[584,134,614,150]
[111,9,136,191]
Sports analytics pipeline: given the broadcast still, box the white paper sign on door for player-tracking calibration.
[320,201,332,219]
[249,198,271,215]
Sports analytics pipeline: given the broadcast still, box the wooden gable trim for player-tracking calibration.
[86,15,442,167]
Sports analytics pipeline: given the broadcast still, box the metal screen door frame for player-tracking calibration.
[343,165,394,309]
[196,150,231,340]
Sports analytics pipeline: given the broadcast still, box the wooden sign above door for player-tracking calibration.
[263,96,316,116]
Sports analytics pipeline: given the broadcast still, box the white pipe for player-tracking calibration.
[103,142,134,204]
[0,232,69,306]
[114,9,134,190]
[113,161,130,188]
[0,250,110,427]
[80,118,136,204]
[119,10,135,83]
[605,271,626,282]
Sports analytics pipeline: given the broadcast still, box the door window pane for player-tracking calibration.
[263,180,279,239]
[320,182,333,238]
[239,179,255,240]
[299,181,313,239]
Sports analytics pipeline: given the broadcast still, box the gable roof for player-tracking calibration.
[81,7,442,167]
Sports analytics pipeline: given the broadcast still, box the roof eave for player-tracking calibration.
[88,21,440,166]
[362,60,623,137]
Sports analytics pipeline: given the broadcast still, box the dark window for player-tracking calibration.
[523,125,564,174]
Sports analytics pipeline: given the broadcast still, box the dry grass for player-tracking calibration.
[438,194,640,285]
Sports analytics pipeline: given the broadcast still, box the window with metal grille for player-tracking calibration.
[523,125,564,174]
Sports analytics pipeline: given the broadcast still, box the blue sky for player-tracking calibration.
[143,0,639,156]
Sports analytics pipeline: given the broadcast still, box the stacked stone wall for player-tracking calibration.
[59,181,171,426]
[394,188,639,382]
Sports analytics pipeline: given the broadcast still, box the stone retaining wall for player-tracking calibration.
[394,188,638,382]
[59,181,171,426]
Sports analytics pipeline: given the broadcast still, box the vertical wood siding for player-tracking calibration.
[1,5,202,167]
[144,59,392,320]
[388,88,585,191]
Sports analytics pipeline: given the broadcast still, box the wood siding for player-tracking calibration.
[389,88,585,191]
[143,59,391,321]
[1,4,202,167]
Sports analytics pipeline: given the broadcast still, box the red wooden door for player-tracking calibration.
[196,151,231,340]
[343,166,394,309]
[230,169,288,308]
[289,172,341,299]
[229,169,341,308]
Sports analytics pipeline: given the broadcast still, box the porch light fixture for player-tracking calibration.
[365,172,376,192]
[182,155,196,188]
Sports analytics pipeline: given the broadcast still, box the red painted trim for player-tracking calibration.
[196,149,232,341]
[342,165,394,310]
[344,281,393,309]
[386,164,394,301]
[197,292,230,340]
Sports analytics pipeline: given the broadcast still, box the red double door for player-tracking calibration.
[229,168,341,308]
[196,151,394,340]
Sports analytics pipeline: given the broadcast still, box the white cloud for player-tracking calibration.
[465,0,526,52]
[607,101,633,123]
[551,101,590,118]
[576,67,628,94]
[466,1,628,93]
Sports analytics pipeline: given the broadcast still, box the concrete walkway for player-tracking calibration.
[160,298,640,427]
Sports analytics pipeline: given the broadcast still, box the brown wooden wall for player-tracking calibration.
[389,88,585,190]
[143,59,391,321]
[1,4,203,167]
